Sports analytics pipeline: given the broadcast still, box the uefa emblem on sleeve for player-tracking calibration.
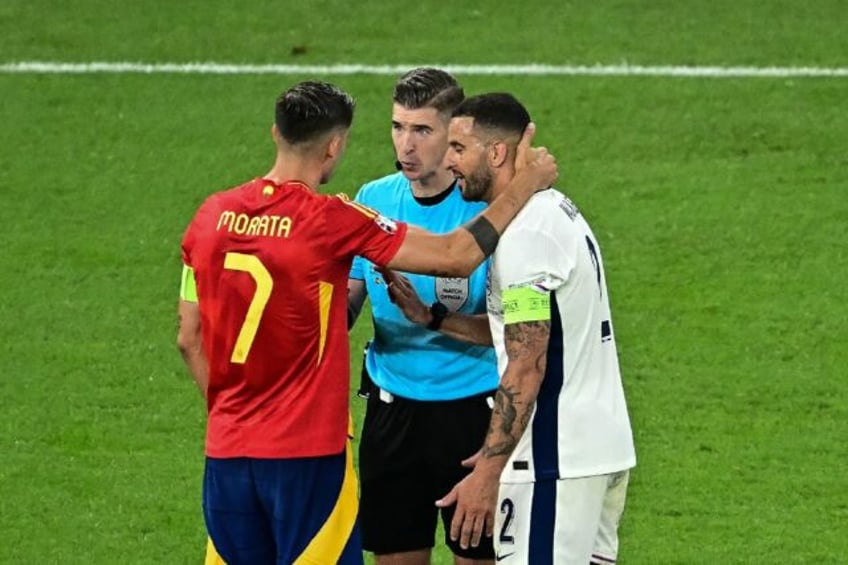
[375,214,398,234]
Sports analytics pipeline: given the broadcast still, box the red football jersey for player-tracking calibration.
[181,178,407,458]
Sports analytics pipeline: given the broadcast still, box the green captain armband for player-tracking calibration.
[502,286,551,325]
[180,264,198,302]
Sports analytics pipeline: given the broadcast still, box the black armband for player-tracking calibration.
[462,216,500,257]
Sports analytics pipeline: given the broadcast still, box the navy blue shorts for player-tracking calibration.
[203,443,362,565]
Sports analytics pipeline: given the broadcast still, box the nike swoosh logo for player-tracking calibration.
[496,552,515,561]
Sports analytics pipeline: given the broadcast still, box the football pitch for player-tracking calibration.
[1,1,846,563]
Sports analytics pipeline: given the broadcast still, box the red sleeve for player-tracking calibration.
[325,195,408,266]
[180,221,196,266]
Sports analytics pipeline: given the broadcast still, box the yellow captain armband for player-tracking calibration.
[502,285,551,325]
[180,264,198,302]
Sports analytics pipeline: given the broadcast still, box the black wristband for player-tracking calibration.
[462,215,500,257]
[427,302,449,331]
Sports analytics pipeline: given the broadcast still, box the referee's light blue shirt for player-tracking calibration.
[350,173,497,400]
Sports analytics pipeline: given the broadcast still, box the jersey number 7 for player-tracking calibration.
[224,252,273,364]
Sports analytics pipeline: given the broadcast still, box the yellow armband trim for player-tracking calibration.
[502,286,551,324]
[180,264,198,302]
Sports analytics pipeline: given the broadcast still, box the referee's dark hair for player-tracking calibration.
[452,93,531,138]
[393,68,464,115]
[275,81,355,145]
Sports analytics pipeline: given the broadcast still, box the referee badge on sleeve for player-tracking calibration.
[435,277,468,312]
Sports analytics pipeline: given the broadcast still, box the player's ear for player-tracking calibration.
[271,124,282,145]
[489,140,510,168]
[326,130,348,160]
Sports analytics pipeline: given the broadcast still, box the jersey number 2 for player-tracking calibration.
[499,498,516,544]
[224,252,272,363]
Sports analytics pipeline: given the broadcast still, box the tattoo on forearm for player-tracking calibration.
[483,386,519,457]
[483,383,536,458]
[481,321,549,459]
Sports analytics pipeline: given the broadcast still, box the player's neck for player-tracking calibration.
[409,168,457,199]
[485,169,516,204]
[264,155,322,191]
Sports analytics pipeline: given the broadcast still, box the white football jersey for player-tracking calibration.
[487,189,636,482]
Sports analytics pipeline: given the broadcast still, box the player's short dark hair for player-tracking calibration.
[392,68,464,114]
[452,93,531,138]
[275,81,355,145]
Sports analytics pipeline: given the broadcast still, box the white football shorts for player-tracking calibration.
[493,470,630,564]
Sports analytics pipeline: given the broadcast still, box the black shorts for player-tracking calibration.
[358,380,496,558]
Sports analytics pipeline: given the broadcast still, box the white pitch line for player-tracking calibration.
[1,61,847,78]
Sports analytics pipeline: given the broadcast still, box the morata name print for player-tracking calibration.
[216,211,293,238]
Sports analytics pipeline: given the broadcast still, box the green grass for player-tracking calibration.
[1,1,847,563]
[3,0,847,65]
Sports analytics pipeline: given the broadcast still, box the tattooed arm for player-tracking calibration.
[483,319,550,459]
[439,318,551,550]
